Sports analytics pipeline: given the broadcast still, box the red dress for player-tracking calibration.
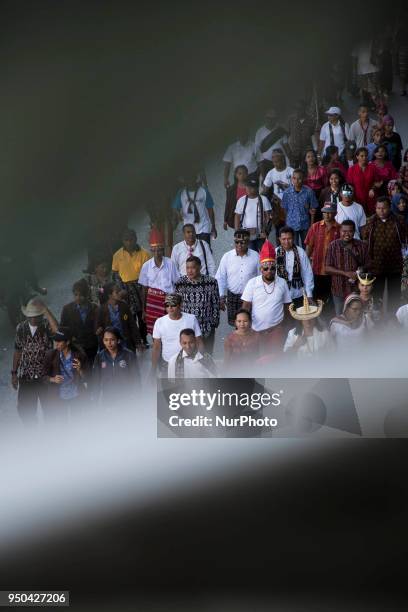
[224,330,260,367]
[369,161,398,185]
[304,166,327,197]
[347,163,379,214]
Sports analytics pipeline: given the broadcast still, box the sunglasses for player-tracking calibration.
[234,239,248,245]
[261,264,276,271]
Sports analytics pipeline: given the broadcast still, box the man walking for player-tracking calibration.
[167,329,217,379]
[171,223,215,277]
[281,169,318,247]
[276,226,314,308]
[215,229,259,325]
[234,177,272,252]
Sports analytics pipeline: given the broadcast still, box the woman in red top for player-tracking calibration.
[302,149,327,198]
[224,308,259,369]
[223,164,248,229]
[347,147,380,215]
[322,145,347,178]
[369,145,399,198]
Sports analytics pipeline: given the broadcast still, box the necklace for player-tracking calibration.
[262,280,275,295]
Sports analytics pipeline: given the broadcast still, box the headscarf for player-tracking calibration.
[391,194,408,223]
[330,294,363,328]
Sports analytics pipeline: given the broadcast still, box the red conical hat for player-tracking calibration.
[149,226,165,246]
[259,240,276,263]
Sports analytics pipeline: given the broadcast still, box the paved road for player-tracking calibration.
[1,88,407,423]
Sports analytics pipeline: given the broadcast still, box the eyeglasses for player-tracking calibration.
[234,239,248,245]
[261,264,276,271]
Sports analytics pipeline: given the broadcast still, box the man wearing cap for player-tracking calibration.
[241,241,292,356]
[325,219,370,315]
[254,109,289,180]
[215,229,259,325]
[11,298,59,425]
[318,107,350,157]
[281,169,318,247]
[171,223,215,277]
[167,328,217,379]
[111,228,151,347]
[223,132,261,189]
[234,178,272,252]
[171,174,217,248]
[175,255,220,354]
[276,226,314,308]
[151,294,203,376]
[305,203,340,305]
[335,183,366,239]
[139,227,180,337]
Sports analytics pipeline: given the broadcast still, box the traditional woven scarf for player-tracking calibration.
[186,189,200,223]
[174,349,217,378]
[276,245,303,289]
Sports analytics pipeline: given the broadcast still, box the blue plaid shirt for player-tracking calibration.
[281,185,318,231]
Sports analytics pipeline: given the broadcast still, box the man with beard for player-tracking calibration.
[241,240,291,357]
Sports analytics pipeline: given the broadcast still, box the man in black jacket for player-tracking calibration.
[60,278,99,364]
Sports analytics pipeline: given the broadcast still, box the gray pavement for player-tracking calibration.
[1,87,407,423]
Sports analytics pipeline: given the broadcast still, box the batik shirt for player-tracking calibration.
[14,320,53,379]
[175,275,220,337]
[281,185,318,231]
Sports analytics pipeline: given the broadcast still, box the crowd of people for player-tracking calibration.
[8,37,408,424]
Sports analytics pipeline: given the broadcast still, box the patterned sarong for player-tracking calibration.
[124,281,143,316]
[227,290,243,326]
[146,287,166,335]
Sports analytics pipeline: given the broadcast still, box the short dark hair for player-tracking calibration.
[293,168,304,177]
[72,278,90,297]
[234,229,250,239]
[102,281,119,297]
[340,219,356,230]
[234,308,252,322]
[179,328,196,338]
[328,168,345,182]
[377,196,391,207]
[122,228,137,240]
[182,223,196,233]
[279,225,295,237]
[356,146,368,156]
[186,255,201,266]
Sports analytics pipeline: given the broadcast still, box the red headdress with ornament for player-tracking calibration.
[149,226,165,247]
[259,240,276,264]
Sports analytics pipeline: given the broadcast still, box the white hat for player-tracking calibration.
[325,106,341,116]
[21,298,47,318]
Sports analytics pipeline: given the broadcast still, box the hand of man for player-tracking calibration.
[11,373,18,390]
[223,222,228,231]
[211,228,217,240]
[220,297,226,311]
[51,375,64,384]
[224,179,230,189]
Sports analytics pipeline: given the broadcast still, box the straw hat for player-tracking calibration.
[21,298,47,318]
[289,292,323,321]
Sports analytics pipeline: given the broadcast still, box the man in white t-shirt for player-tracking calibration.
[151,293,203,376]
[223,134,260,188]
[167,328,217,379]
[335,184,366,239]
[172,175,217,247]
[241,240,291,357]
[318,106,350,156]
[234,178,272,252]
[262,149,294,199]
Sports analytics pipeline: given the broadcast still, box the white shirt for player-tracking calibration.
[215,248,259,296]
[352,41,378,75]
[153,313,202,362]
[319,121,350,154]
[167,350,217,379]
[349,118,377,148]
[335,202,366,239]
[255,125,288,162]
[278,246,314,300]
[330,317,371,349]
[171,239,215,276]
[263,166,294,198]
[139,257,180,293]
[176,187,213,234]
[241,275,291,332]
[283,327,332,358]
[223,140,261,174]
[234,195,271,234]
[28,324,38,337]
[396,305,408,328]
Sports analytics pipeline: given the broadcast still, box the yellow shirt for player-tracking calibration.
[112,247,151,282]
